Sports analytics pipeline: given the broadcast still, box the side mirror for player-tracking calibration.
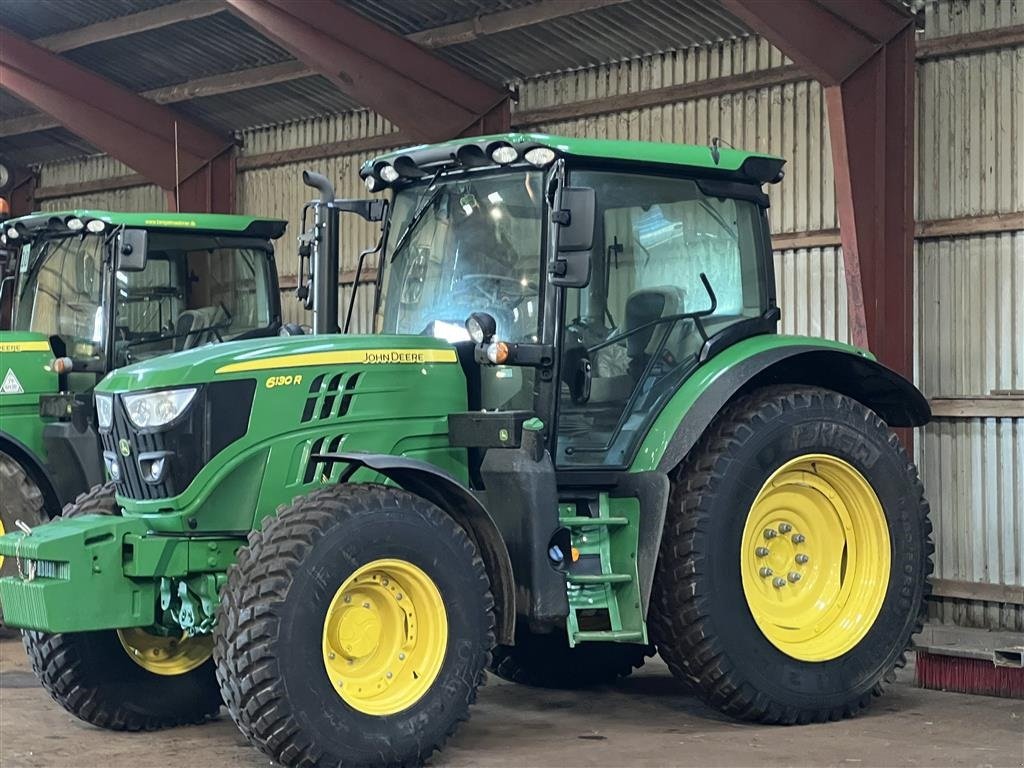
[116,229,147,272]
[334,199,389,222]
[550,186,595,288]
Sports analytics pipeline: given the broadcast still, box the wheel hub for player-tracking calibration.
[322,559,447,716]
[116,627,213,676]
[740,454,891,662]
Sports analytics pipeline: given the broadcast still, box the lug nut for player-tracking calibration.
[756,546,770,557]
[763,529,778,540]
[759,567,773,578]
[362,602,370,609]
[788,572,801,582]
[779,522,792,533]
[773,577,786,588]
[795,554,809,565]
[792,533,806,544]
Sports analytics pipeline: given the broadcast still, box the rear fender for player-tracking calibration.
[314,451,516,644]
[652,345,930,474]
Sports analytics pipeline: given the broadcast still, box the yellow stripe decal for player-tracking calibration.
[216,348,458,374]
[0,341,51,353]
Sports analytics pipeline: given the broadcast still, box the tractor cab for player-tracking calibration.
[354,137,781,472]
[0,210,286,516]
[3,211,286,374]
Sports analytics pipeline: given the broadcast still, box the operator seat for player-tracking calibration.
[587,285,688,403]
[174,306,227,351]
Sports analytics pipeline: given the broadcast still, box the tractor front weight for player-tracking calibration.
[0,518,239,636]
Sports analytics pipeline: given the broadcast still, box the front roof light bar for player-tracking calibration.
[360,139,560,192]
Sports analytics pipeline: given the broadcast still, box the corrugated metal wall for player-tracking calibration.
[37,155,164,212]
[26,0,1023,629]
[238,111,400,328]
[915,0,1023,631]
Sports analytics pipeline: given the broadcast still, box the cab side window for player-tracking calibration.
[557,171,767,468]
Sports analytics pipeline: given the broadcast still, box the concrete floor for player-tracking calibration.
[1,638,1021,768]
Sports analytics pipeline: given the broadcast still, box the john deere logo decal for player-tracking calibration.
[118,439,131,457]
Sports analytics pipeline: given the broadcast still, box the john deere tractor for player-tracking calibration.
[0,211,286,619]
[0,135,932,766]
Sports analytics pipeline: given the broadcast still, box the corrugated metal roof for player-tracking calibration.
[0,0,753,165]
[174,76,363,133]
[0,0,174,39]
[0,127,97,165]
[61,12,293,92]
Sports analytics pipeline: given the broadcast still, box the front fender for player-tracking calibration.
[315,451,516,645]
[632,337,930,475]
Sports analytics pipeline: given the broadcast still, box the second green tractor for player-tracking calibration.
[0,134,932,766]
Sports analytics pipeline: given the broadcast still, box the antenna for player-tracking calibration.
[173,121,180,213]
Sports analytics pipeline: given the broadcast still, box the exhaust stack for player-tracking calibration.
[302,170,340,334]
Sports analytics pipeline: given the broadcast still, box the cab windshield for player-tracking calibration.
[378,171,544,344]
[14,231,275,368]
[13,234,107,365]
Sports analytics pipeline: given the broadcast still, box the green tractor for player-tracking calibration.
[0,211,286,618]
[0,135,932,765]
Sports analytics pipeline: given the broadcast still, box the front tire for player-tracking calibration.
[0,451,50,625]
[651,385,932,724]
[22,483,222,731]
[215,484,494,767]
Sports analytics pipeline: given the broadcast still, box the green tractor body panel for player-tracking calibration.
[95,333,468,534]
[0,332,58,462]
[631,335,874,472]
[363,132,784,182]
[5,210,287,239]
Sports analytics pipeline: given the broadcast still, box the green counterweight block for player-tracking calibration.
[0,515,154,632]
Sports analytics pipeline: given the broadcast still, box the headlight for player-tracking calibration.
[379,164,400,182]
[524,147,556,166]
[66,217,84,231]
[490,145,518,164]
[85,219,106,233]
[123,388,197,428]
[95,393,113,429]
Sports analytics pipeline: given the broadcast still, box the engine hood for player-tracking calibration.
[97,334,460,393]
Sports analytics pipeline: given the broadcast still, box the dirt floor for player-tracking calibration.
[1,637,1021,768]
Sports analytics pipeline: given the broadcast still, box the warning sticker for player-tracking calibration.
[1,368,24,395]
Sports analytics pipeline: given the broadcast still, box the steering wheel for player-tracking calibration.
[453,273,536,309]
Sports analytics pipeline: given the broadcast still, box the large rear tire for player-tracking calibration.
[215,484,494,767]
[21,483,222,731]
[0,451,50,626]
[651,385,932,724]
[490,627,651,688]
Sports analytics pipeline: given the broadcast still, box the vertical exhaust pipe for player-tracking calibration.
[302,170,340,334]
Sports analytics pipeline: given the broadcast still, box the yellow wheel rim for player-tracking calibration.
[0,515,5,570]
[740,454,891,662]
[322,558,448,716]
[116,628,213,676]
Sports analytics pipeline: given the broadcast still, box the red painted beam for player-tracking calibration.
[0,26,235,213]
[722,2,915,379]
[722,0,910,84]
[225,0,510,142]
[826,25,916,379]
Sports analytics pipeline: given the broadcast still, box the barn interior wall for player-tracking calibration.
[26,0,1022,629]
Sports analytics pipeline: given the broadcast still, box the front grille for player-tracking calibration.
[101,380,256,501]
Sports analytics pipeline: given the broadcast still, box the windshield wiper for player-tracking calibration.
[389,175,445,264]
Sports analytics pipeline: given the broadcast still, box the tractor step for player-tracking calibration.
[560,516,629,527]
[567,573,632,585]
[574,630,646,642]
[561,494,647,648]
